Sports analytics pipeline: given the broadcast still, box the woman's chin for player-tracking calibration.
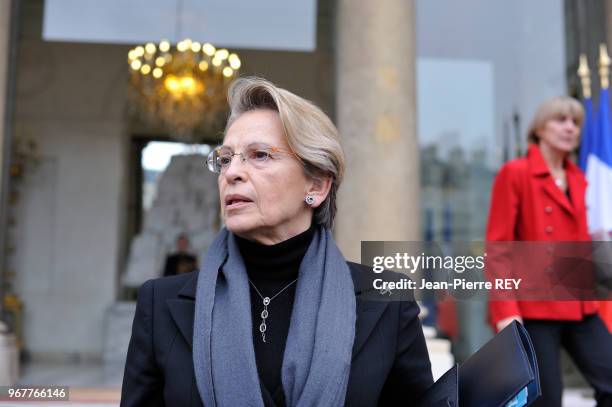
[224,217,255,235]
[554,140,579,153]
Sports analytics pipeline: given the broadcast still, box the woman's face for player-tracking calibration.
[218,109,315,244]
[537,114,580,153]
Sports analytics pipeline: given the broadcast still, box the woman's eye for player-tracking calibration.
[252,150,271,161]
[218,155,232,166]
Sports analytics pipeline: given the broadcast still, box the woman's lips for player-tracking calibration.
[226,200,252,210]
[224,194,253,210]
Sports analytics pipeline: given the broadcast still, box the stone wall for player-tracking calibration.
[9,1,129,359]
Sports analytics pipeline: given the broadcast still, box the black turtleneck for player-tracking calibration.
[236,224,316,405]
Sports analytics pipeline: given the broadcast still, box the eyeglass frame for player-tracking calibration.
[206,142,297,174]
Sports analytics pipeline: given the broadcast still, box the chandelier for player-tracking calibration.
[127,38,241,141]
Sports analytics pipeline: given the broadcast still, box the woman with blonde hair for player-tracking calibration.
[487,96,612,406]
[120,77,433,406]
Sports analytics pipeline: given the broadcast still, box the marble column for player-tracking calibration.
[335,0,420,261]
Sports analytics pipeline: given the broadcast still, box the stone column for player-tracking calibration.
[335,0,420,261]
[0,0,19,386]
[335,4,453,379]
[0,0,12,175]
[0,0,13,292]
[0,0,13,301]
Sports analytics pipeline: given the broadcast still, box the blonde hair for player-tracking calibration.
[527,96,584,144]
[225,77,344,228]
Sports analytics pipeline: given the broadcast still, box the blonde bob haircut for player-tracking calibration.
[225,77,345,229]
[527,96,584,144]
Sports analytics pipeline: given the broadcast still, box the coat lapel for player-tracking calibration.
[351,297,388,359]
[567,161,587,214]
[528,143,576,215]
[167,272,198,349]
[348,262,390,359]
[542,180,575,215]
[166,264,389,360]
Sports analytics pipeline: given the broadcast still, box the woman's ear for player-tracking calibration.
[306,176,332,208]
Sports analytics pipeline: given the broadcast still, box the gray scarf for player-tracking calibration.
[193,225,356,407]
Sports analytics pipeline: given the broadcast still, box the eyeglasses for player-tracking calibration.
[206,143,294,174]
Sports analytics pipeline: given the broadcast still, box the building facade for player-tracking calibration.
[0,0,609,364]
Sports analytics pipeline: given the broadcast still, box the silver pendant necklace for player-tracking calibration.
[248,278,298,343]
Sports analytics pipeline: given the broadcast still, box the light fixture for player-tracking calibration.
[128,39,241,141]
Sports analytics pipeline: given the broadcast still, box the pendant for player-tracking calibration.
[259,297,270,343]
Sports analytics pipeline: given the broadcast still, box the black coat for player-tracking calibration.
[120,262,434,406]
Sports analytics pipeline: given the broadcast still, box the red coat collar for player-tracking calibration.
[526,143,585,215]
[527,143,581,177]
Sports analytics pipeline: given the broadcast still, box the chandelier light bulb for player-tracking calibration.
[180,76,194,87]
[191,42,202,52]
[164,75,180,92]
[145,43,156,54]
[215,49,229,60]
[202,43,216,56]
[140,64,151,75]
[130,60,142,70]
[180,76,197,95]
[159,40,170,52]
[153,68,163,78]
[155,57,165,67]
[222,67,233,78]
[228,54,241,69]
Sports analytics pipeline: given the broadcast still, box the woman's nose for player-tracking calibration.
[223,155,248,182]
[563,119,578,132]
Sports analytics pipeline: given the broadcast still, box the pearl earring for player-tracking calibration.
[305,195,315,205]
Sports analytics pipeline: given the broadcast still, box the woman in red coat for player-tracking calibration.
[486,96,612,406]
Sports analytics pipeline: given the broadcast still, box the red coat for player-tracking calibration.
[487,144,598,328]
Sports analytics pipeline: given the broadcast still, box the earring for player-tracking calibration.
[305,195,315,205]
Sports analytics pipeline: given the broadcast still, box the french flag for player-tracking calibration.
[580,82,612,331]
[580,88,612,239]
